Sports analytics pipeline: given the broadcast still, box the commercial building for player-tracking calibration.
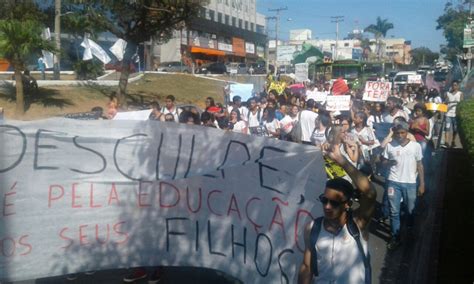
[156,0,267,68]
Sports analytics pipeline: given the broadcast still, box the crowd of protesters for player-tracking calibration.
[92,75,462,283]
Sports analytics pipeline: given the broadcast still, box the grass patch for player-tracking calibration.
[0,74,227,120]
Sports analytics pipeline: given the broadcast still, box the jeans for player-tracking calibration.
[386,180,417,238]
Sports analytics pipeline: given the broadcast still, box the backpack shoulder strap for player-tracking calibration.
[310,217,323,277]
[347,216,372,284]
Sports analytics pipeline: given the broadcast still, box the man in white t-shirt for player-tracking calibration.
[300,99,318,144]
[247,97,263,136]
[444,80,463,148]
[382,96,408,123]
[161,95,182,122]
[227,95,249,122]
[381,121,425,250]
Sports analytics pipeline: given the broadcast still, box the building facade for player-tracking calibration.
[156,0,267,68]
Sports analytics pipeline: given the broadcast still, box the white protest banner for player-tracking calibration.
[109,39,127,61]
[113,110,153,121]
[326,95,351,111]
[0,119,326,283]
[294,63,308,82]
[363,81,391,102]
[230,83,254,102]
[306,91,327,102]
[81,37,111,64]
[80,37,93,61]
[40,28,54,68]
[407,74,422,84]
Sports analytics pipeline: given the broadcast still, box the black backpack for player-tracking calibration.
[310,215,371,284]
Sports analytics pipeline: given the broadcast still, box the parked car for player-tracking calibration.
[250,62,265,74]
[156,61,191,73]
[197,62,227,74]
[226,62,248,74]
[278,65,295,74]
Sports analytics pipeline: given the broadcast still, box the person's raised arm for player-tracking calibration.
[325,144,376,231]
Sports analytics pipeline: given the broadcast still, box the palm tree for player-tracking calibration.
[0,19,55,115]
[364,17,394,60]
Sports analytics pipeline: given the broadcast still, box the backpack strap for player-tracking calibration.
[309,217,323,277]
[346,215,372,284]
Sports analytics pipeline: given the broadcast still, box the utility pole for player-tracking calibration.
[331,16,344,61]
[53,0,61,80]
[268,6,287,73]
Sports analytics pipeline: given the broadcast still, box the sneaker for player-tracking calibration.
[84,271,96,275]
[377,217,388,224]
[66,274,78,281]
[148,273,162,284]
[387,238,401,250]
[123,268,147,283]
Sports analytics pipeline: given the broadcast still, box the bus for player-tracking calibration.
[331,60,362,82]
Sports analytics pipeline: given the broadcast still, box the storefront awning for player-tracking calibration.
[190,47,225,56]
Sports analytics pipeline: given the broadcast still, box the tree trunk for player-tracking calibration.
[14,68,25,116]
[117,42,137,108]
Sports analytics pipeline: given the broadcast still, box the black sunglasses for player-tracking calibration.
[318,194,346,207]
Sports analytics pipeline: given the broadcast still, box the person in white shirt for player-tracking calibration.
[381,121,425,250]
[228,108,248,134]
[311,112,331,147]
[161,95,181,122]
[298,145,376,284]
[383,96,408,123]
[444,80,463,148]
[247,97,263,136]
[227,96,249,122]
[261,108,280,138]
[300,99,319,144]
[280,105,299,140]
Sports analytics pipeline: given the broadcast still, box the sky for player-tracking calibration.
[257,0,450,52]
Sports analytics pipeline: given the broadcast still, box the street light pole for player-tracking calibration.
[331,16,344,61]
[53,0,61,80]
[268,7,287,74]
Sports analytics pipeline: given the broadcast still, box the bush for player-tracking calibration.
[457,98,474,161]
[73,60,104,80]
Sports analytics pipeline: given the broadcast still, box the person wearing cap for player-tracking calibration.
[298,142,376,284]
[380,120,424,250]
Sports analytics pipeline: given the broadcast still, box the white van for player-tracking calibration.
[392,71,418,88]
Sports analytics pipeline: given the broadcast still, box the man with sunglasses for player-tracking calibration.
[298,143,376,284]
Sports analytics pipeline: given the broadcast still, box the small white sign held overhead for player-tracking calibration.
[407,74,422,84]
[294,63,309,82]
[363,81,391,102]
[326,95,351,111]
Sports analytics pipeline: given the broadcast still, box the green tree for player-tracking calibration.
[436,2,469,62]
[364,17,394,60]
[71,0,208,107]
[292,43,323,64]
[0,1,55,116]
[410,47,439,66]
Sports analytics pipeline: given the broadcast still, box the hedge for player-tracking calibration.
[458,98,474,162]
